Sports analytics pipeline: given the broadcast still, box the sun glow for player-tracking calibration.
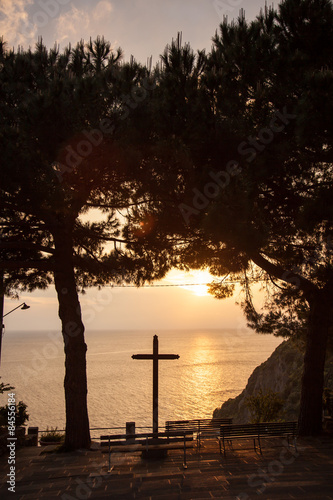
[163,269,215,297]
[189,284,209,297]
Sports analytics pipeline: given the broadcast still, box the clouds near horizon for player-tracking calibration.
[0,0,266,62]
[0,0,267,332]
[54,1,115,45]
[0,0,35,48]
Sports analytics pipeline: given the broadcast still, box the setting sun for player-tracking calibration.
[190,284,209,297]
[163,269,216,297]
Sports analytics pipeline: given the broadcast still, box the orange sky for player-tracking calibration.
[1,0,268,333]
[3,269,255,332]
[1,0,267,63]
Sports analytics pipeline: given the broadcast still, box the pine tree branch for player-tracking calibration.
[85,200,148,209]
[75,230,129,243]
[249,251,318,298]
[0,241,54,254]
[0,260,54,271]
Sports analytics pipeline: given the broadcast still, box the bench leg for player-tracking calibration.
[108,442,114,473]
[256,436,262,455]
[183,436,187,469]
[288,435,298,453]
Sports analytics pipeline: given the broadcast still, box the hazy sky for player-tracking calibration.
[1,0,269,334]
[1,0,269,62]
[3,271,257,332]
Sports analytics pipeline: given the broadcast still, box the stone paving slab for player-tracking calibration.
[0,435,333,499]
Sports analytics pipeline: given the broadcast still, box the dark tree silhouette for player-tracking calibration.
[203,0,333,436]
[125,0,333,435]
[0,37,154,450]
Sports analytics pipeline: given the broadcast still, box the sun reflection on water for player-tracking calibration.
[1,329,282,430]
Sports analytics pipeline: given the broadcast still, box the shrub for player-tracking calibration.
[323,388,333,416]
[0,378,29,428]
[40,427,64,442]
[245,389,284,423]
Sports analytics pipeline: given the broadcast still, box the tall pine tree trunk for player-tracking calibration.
[53,228,91,450]
[298,290,331,435]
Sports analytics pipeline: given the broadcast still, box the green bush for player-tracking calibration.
[0,380,14,394]
[245,389,284,423]
[0,378,29,428]
[0,401,29,427]
[40,427,64,442]
[323,388,333,416]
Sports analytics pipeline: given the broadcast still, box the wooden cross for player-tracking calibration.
[132,335,179,434]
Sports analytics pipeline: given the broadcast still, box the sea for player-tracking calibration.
[0,329,281,438]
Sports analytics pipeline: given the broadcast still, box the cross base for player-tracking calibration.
[141,448,168,460]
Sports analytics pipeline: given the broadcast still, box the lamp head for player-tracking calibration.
[21,303,30,310]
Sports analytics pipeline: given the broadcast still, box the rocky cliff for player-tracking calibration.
[213,339,333,423]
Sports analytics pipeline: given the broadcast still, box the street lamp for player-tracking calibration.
[0,301,31,366]
[3,303,30,318]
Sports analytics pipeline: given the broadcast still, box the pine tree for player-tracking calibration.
[127,0,333,435]
[0,37,154,449]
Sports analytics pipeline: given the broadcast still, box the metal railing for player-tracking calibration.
[36,425,154,441]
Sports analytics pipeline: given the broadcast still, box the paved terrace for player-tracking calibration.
[1,433,333,499]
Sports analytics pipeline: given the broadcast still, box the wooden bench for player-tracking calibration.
[165,418,232,450]
[100,430,194,471]
[218,421,298,456]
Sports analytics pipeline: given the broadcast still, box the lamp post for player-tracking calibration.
[0,300,30,366]
[3,303,30,318]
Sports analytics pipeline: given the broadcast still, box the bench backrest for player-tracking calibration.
[165,418,232,434]
[257,421,297,436]
[220,423,260,438]
[220,421,298,438]
[100,430,194,446]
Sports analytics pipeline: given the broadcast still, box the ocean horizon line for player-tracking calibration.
[5,326,258,334]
